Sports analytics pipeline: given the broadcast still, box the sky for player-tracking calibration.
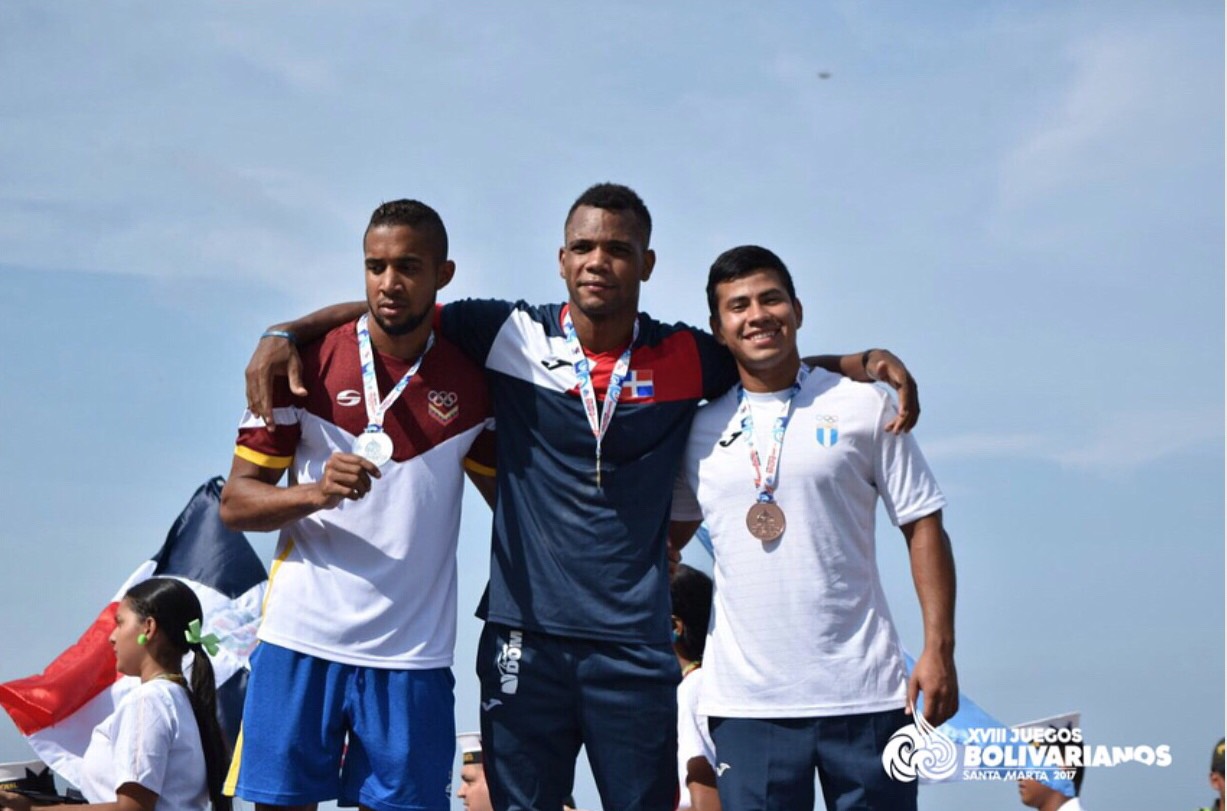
[0,2,1222,809]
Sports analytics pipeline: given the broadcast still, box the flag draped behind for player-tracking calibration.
[0,477,267,788]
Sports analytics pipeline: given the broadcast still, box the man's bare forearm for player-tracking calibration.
[804,349,919,433]
[271,301,366,344]
[803,350,881,383]
[902,513,958,724]
[905,515,956,652]
[219,454,380,531]
[220,471,328,532]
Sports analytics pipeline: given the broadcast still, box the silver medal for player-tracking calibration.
[353,431,394,467]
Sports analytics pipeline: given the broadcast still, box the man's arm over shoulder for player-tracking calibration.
[437,298,517,365]
[805,348,919,433]
[246,302,366,427]
[247,296,519,427]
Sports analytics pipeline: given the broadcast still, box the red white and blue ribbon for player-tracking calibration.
[734,366,808,504]
[561,308,639,488]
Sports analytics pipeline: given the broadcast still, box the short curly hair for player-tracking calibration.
[565,183,652,245]
[366,199,449,262]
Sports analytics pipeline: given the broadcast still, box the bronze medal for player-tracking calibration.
[746,501,786,542]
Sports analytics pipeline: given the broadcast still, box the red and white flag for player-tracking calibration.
[0,478,266,788]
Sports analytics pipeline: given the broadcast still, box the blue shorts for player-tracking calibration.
[709,709,917,811]
[477,623,678,811]
[225,642,455,811]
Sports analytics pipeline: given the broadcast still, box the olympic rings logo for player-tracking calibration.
[429,391,458,407]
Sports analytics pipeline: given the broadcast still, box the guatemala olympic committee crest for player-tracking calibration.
[816,414,839,447]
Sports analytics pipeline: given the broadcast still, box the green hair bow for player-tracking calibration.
[184,619,221,657]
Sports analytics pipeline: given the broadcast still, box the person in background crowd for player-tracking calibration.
[1196,737,1224,811]
[1017,743,1085,811]
[0,578,231,811]
[457,732,493,811]
[670,565,719,811]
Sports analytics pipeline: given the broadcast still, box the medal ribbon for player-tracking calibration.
[561,307,640,487]
[736,366,809,503]
[356,313,435,434]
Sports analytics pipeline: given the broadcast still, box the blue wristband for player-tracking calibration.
[261,329,296,343]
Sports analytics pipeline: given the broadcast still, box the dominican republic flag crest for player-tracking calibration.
[816,415,839,447]
[627,369,654,400]
[0,477,267,789]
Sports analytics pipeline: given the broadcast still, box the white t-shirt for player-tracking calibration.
[673,369,946,719]
[676,667,716,810]
[78,679,208,811]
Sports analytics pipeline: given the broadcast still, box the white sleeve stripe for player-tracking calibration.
[238,406,301,429]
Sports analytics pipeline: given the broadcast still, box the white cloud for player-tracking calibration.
[925,407,1221,474]
[995,16,1217,212]
[1050,408,1223,471]
[922,432,1045,460]
[997,32,1146,207]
